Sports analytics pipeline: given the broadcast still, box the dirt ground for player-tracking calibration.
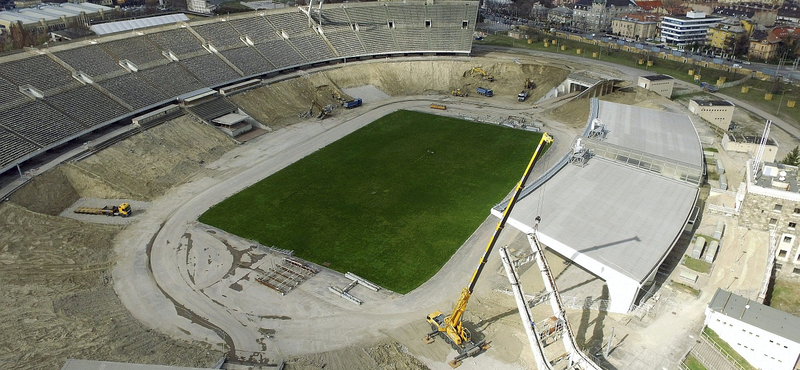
[0,115,241,369]
[230,58,570,129]
[285,342,429,370]
[61,116,238,201]
[0,202,222,369]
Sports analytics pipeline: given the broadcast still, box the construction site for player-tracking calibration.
[0,3,794,369]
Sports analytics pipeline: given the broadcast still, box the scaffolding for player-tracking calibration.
[256,257,318,295]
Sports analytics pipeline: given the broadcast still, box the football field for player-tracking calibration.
[200,110,543,293]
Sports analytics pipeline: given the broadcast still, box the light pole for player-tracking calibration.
[777,89,792,115]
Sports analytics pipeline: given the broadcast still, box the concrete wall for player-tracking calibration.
[739,191,800,279]
[705,307,800,370]
[721,135,778,163]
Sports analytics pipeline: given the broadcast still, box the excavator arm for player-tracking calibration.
[425,133,553,367]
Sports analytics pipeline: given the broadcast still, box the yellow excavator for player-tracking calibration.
[424,133,553,368]
[469,67,495,82]
[525,78,536,90]
[311,100,332,119]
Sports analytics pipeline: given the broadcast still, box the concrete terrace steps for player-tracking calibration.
[690,336,743,370]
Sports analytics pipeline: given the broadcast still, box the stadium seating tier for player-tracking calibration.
[0,55,80,93]
[53,45,123,78]
[98,73,171,110]
[0,2,476,172]
[100,37,166,67]
[0,128,40,168]
[0,101,86,146]
[45,85,130,128]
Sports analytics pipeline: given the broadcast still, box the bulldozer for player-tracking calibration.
[451,89,468,97]
[468,67,495,82]
[74,203,132,217]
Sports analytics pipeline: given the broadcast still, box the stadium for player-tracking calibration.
[0,2,702,369]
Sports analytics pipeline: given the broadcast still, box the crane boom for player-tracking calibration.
[424,133,553,367]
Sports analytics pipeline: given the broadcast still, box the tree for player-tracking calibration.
[774,36,798,62]
[780,146,800,166]
[733,34,749,57]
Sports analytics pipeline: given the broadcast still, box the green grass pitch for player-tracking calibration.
[200,110,544,293]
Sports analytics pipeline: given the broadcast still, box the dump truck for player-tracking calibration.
[518,91,529,101]
[74,203,132,217]
[343,98,362,109]
[476,87,493,97]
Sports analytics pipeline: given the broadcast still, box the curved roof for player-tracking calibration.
[505,100,701,283]
[90,14,191,35]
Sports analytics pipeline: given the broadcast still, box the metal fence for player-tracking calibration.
[582,138,703,185]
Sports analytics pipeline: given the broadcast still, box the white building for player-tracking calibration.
[495,99,702,313]
[637,74,674,98]
[187,0,213,14]
[741,162,800,280]
[705,289,800,370]
[688,99,735,131]
[661,11,722,45]
[572,0,637,32]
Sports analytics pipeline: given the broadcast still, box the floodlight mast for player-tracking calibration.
[423,133,553,368]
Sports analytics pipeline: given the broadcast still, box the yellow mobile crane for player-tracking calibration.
[424,133,553,368]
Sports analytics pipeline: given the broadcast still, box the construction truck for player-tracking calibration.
[451,89,468,97]
[469,67,495,82]
[476,87,493,97]
[518,91,529,101]
[343,98,362,109]
[74,203,132,217]
[424,133,553,368]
